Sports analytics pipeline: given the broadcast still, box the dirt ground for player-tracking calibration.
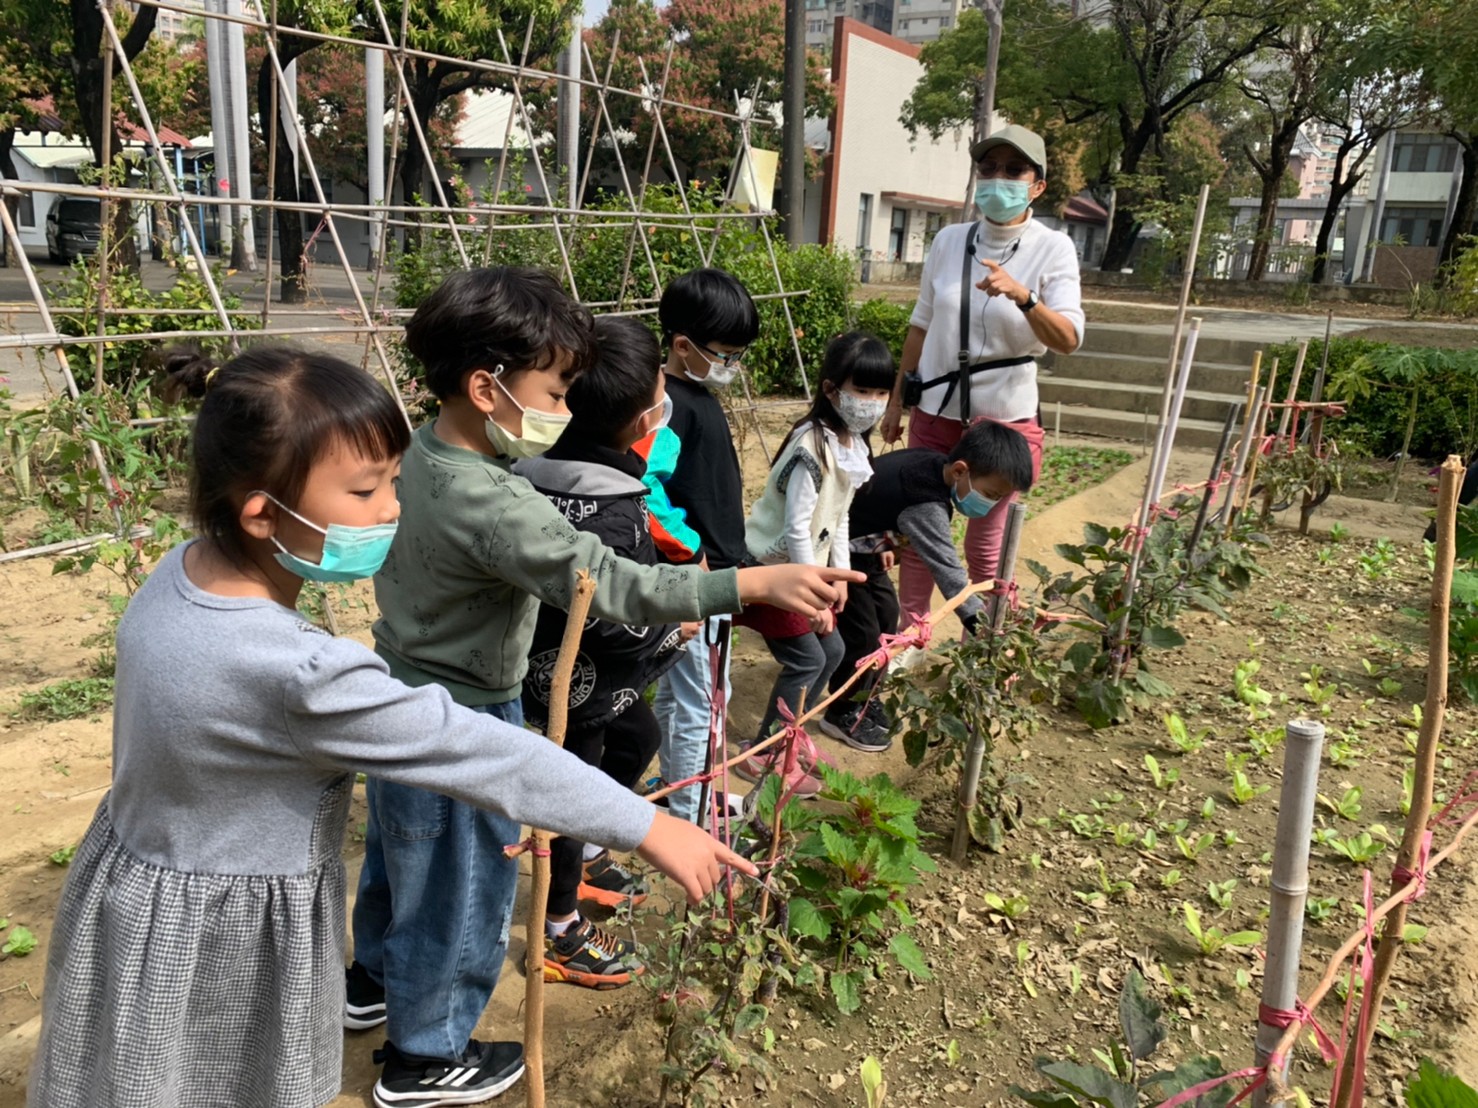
[0,409,1473,1107]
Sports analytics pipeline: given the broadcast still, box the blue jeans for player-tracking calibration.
[654,616,731,824]
[351,700,522,1061]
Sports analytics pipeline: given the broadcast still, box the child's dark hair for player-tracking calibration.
[658,268,760,349]
[163,346,410,569]
[405,266,597,400]
[772,331,895,468]
[567,316,663,447]
[947,420,1035,492]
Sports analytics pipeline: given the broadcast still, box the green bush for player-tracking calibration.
[853,299,913,364]
[1267,338,1478,460]
[389,184,857,399]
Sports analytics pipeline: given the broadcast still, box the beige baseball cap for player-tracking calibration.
[969,124,1047,175]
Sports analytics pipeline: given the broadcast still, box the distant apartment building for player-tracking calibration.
[891,0,965,46]
[132,0,203,41]
[806,0,894,50]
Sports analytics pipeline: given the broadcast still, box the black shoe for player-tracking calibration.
[372,1040,525,1106]
[819,702,892,753]
[344,961,387,1030]
[863,697,892,732]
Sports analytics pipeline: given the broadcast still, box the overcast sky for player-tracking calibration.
[584,0,611,24]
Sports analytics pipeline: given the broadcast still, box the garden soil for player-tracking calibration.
[0,412,1471,1108]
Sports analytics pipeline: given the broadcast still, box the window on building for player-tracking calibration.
[920,16,930,23]
[888,207,908,261]
[900,18,909,28]
[857,193,873,252]
[1381,206,1443,248]
[17,192,35,228]
[939,15,950,26]
[1392,133,1459,174]
[835,0,845,10]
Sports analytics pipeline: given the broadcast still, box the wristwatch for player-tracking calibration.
[1018,290,1040,313]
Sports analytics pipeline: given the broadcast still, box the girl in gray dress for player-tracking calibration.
[27,347,753,1108]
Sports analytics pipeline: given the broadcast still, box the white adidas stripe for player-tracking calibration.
[431,1066,473,1087]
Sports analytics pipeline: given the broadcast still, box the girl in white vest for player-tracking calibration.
[734,333,896,794]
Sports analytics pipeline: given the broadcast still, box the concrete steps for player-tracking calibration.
[1040,323,1261,449]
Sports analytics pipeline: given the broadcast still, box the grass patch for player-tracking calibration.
[15,677,115,722]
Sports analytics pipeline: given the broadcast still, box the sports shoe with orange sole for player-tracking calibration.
[577,851,649,909]
[544,918,644,989]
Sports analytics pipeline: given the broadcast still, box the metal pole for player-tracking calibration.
[558,17,582,211]
[782,0,805,244]
[960,0,1003,220]
[1183,402,1240,558]
[366,46,385,265]
[204,0,234,257]
[225,0,257,270]
[1252,718,1326,1108]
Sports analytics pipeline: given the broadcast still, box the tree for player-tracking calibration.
[0,4,59,266]
[582,0,834,189]
[1097,0,1288,271]
[1237,17,1341,280]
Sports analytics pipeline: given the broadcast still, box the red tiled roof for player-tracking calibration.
[1063,194,1108,223]
[24,96,192,148]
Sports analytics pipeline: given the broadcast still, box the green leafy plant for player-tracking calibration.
[1175,832,1216,865]
[1302,665,1338,711]
[1326,830,1386,865]
[1229,769,1271,806]
[1233,658,1273,709]
[860,1055,888,1108]
[887,600,1056,850]
[1329,522,1351,543]
[48,845,77,867]
[1246,724,1284,760]
[1009,968,1232,1108]
[1305,896,1339,923]
[1405,1058,1478,1108]
[1181,902,1261,957]
[984,892,1031,921]
[1164,712,1212,754]
[1206,879,1238,912]
[764,767,936,1011]
[1358,538,1398,581]
[2,923,37,957]
[1144,754,1180,792]
[1318,786,1364,821]
[1076,863,1135,908]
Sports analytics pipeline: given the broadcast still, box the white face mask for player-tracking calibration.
[833,389,888,434]
[682,343,743,390]
[484,367,570,459]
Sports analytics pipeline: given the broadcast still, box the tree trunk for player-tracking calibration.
[397,69,442,257]
[1099,125,1152,272]
[1245,119,1299,282]
[1437,133,1477,282]
[0,127,20,268]
[256,38,313,304]
[1309,140,1362,286]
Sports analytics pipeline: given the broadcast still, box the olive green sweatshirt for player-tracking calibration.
[373,424,742,705]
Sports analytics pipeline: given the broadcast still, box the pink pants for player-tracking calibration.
[897,407,1046,619]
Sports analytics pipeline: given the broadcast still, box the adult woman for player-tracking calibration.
[879,124,1084,614]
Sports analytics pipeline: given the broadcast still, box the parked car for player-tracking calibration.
[46,198,102,263]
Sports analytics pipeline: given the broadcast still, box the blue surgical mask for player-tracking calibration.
[951,476,999,519]
[260,492,398,583]
[975,179,1032,223]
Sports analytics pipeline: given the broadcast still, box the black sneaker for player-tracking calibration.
[863,697,891,732]
[344,961,386,1030]
[372,1040,525,1107]
[819,702,892,753]
[578,851,649,908]
[544,917,645,989]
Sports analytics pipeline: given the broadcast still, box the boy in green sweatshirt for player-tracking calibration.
[348,266,858,1107]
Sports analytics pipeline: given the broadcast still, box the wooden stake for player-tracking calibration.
[1331,455,1464,1108]
[521,570,598,1108]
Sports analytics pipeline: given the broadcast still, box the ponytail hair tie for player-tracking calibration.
[205,366,222,387]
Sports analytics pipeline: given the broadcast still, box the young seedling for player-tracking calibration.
[1144,754,1180,792]
[1304,896,1339,923]
[1206,878,1238,912]
[1302,665,1338,713]
[1199,796,1217,821]
[1181,901,1261,957]
[1327,734,1361,768]
[1113,822,1138,848]
[1139,827,1159,852]
[1233,658,1273,709]
[1075,863,1134,908]
[1329,521,1350,543]
[1377,676,1403,699]
[1357,537,1397,580]
[1222,830,1242,847]
[2,924,36,957]
[1401,765,1416,816]
[1160,868,1184,889]
[983,892,1031,921]
[1315,546,1337,566]
[1164,712,1212,754]
[1229,769,1271,806]
[1318,785,1363,821]
[1063,810,1108,840]
[48,844,76,866]
[1246,724,1285,760]
[1326,830,1386,864]
[1175,832,1216,864]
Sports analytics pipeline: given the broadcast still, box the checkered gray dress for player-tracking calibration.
[27,780,351,1108]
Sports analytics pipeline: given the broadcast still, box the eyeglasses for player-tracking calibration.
[976,161,1037,181]
[692,340,748,367]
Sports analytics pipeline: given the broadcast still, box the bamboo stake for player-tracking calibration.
[1235,358,1279,520]
[1183,402,1239,559]
[1331,455,1464,1108]
[1222,386,1268,536]
[1275,340,1309,441]
[521,569,598,1108]
[951,503,1026,864]
[1245,350,1264,419]
[1309,309,1334,406]
[1251,719,1325,1108]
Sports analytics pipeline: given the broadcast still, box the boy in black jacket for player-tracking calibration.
[517,316,690,988]
[821,420,1035,749]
